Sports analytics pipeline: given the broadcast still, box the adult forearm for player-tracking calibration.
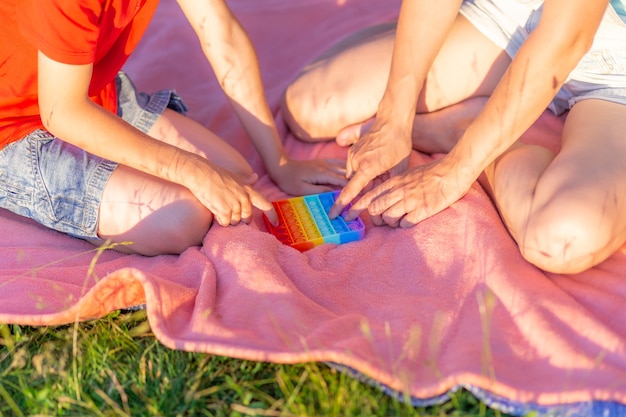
[376,0,463,127]
[444,18,596,179]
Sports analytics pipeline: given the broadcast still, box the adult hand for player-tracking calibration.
[346,157,475,227]
[269,157,348,196]
[329,120,412,218]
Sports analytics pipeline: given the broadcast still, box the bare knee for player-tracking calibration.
[101,200,213,256]
[151,207,211,255]
[280,88,320,142]
[518,211,608,274]
[281,25,395,142]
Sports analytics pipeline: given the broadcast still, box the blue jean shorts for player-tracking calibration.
[0,72,188,240]
[460,0,626,114]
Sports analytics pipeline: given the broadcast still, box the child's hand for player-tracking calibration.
[185,159,276,227]
[270,158,348,196]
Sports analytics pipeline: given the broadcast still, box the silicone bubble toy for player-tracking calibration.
[264,190,366,252]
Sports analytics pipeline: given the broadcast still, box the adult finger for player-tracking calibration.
[345,152,355,180]
[335,124,361,147]
[329,169,373,219]
[399,214,419,228]
[335,118,374,147]
[380,202,406,228]
[368,186,406,217]
[345,141,364,180]
[369,213,384,227]
[347,179,394,217]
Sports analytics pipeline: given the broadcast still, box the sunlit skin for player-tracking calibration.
[282,0,626,274]
[37,0,348,256]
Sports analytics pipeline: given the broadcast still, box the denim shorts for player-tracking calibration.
[460,0,626,114]
[0,72,187,240]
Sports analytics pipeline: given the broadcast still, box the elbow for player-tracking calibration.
[567,31,595,60]
[534,20,595,70]
[39,99,85,139]
[40,111,54,133]
[38,101,55,132]
[550,27,595,66]
[38,97,67,137]
[39,105,67,140]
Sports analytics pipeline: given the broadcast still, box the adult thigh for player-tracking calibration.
[282,14,510,140]
[418,13,511,112]
[282,22,397,140]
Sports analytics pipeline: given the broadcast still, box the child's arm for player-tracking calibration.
[37,54,273,227]
[176,0,347,195]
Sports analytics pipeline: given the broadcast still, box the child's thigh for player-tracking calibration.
[147,108,253,178]
[530,100,626,253]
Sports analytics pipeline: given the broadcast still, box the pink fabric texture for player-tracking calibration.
[1,0,625,408]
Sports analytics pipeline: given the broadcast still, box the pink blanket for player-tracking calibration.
[2,0,626,414]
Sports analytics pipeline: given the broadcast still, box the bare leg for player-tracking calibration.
[485,100,626,274]
[98,109,254,255]
[282,14,510,142]
[281,23,396,142]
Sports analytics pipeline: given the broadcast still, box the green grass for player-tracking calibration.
[0,311,510,417]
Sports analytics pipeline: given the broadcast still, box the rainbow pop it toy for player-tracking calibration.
[263,190,366,252]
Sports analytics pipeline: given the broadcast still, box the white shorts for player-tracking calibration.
[460,0,626,114]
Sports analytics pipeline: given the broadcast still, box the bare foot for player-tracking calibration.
[334,97,487,152]
[335,118,374,147]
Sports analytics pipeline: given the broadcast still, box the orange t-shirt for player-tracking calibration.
[0,0,159,149]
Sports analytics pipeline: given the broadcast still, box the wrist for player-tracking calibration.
[176,150,211,190]
[264,152,289,179]
[440,146,484,184]
[375,104,415,145]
